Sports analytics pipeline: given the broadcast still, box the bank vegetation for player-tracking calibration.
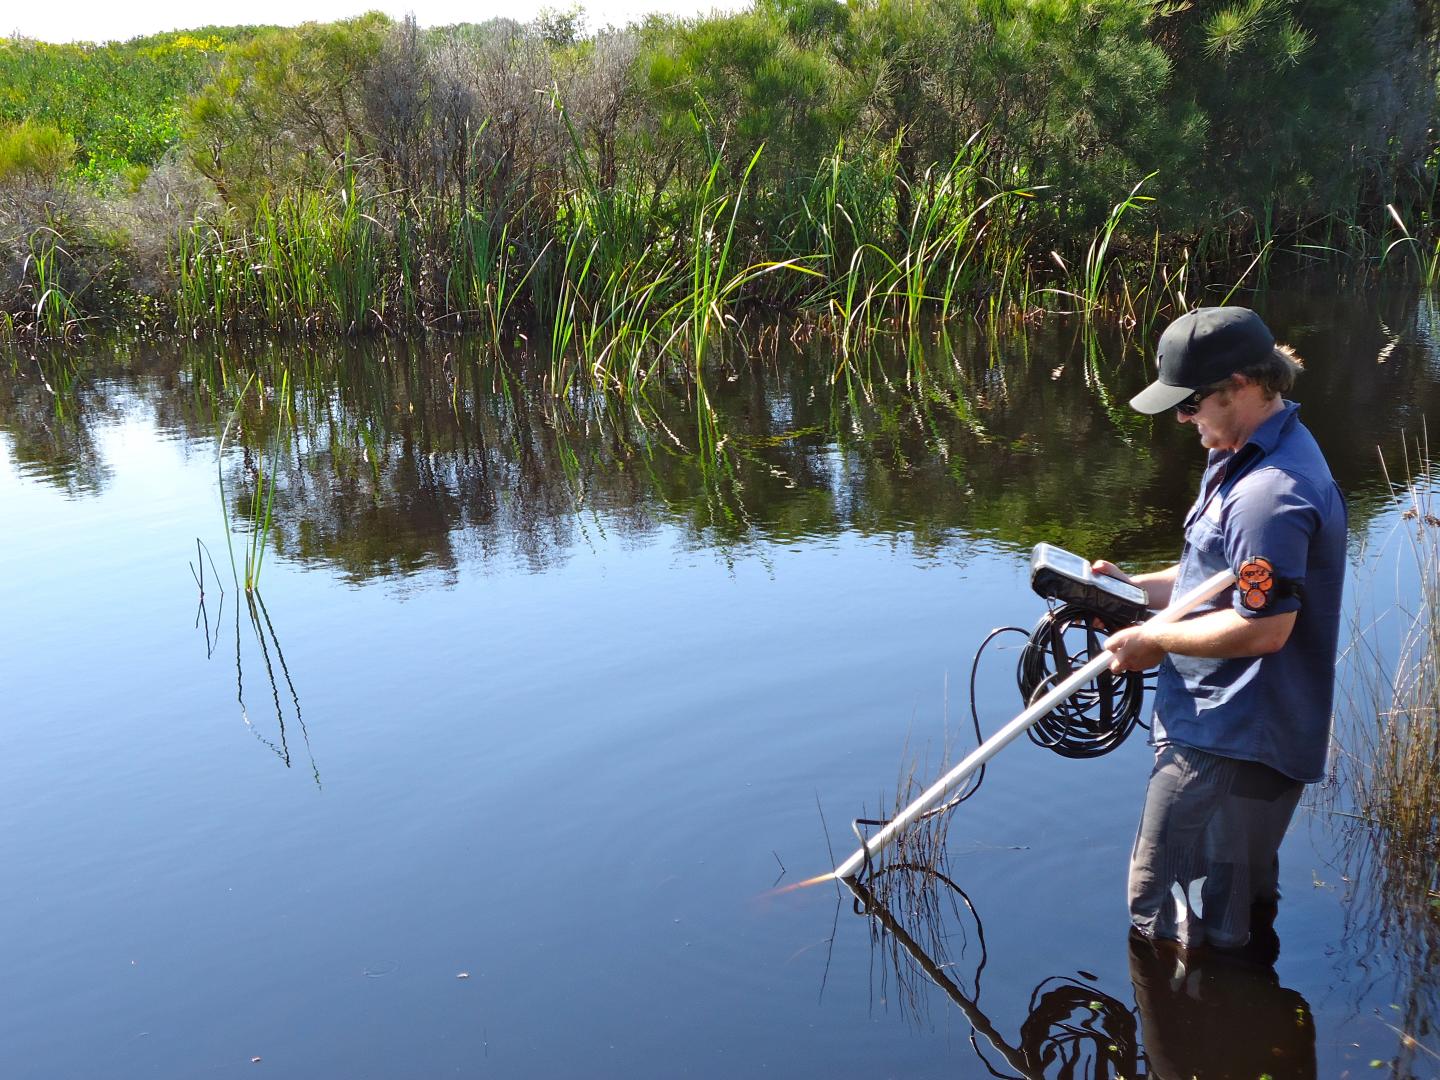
[2,2,1438,382]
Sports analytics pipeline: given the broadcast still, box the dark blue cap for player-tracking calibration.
[1130,307,1276,414]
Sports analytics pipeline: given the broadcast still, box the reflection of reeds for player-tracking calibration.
[1331,432,1439,1071]
[844,871,1140,1080]
[189,538,225,659]
[853,739,965,896]
[217,370,291,593]
[839,745,997,1031]
[188,527,317,784]
[231,589,319,786]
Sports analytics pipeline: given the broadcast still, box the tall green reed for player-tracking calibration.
[1381,204,1440,286]
[1335,435,1439,854]
[150,123,1349,396]
[23,228,80,339]
[176,176,385,335]
[1328,432,1439,1072]
[547,108,674,391]
[1078,174,1155,321]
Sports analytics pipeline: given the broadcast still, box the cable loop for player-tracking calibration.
[1017,602,1150,759]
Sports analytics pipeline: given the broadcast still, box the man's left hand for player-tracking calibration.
[1107,625,1165,673]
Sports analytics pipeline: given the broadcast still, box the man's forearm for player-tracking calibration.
[1146,607,1296,658]
[1132,565,1179,610]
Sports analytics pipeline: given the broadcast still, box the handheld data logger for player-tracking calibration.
[1029,542,1150,627]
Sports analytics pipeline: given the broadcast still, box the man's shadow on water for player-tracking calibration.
[843,872,1315,1079]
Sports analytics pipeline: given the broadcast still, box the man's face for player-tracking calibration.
[1177,379,1244,451]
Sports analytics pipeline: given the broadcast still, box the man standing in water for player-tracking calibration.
[1094,306,1346,951]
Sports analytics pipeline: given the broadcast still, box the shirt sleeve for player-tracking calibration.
[1219,467,1319,619]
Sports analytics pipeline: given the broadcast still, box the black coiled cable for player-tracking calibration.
[1016,603,1152,759]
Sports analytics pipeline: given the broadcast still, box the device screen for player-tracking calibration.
[1035,543,1147,606]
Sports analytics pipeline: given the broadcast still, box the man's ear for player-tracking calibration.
[1225,373,1253,395]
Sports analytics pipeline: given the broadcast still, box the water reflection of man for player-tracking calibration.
[1092,307,1346,952]
[1129,926,1316,1079]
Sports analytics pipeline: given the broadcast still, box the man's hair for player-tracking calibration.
[1238,344,1304,399]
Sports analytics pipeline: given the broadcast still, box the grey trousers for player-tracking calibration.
[1129,743,1303,949]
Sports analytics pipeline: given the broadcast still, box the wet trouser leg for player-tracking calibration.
[1128,743,1302,949]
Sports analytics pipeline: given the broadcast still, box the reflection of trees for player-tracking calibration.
[0,354,113,495]
[1157,283,1440,532]
[2,290,1437,584]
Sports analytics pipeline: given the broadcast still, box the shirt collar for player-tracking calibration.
[1202,400,1299,492]
[1242,399,1300,456]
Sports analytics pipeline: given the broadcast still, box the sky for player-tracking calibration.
[5,0,749,43]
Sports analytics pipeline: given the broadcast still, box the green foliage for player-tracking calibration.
[1151,0,1433,234]
[640,8,852,189]
[184,15,391,210]
[0,122,76,181]
[1,3,1437,349]
[0,29,254,179]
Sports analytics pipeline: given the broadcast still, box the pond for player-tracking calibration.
[2,284,1437,1078]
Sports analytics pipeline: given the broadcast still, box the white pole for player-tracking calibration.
[831,567,1236,881]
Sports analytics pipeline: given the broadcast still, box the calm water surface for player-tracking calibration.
[3,285,1438,1078]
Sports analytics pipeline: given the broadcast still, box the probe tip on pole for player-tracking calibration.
[767,872,837,896]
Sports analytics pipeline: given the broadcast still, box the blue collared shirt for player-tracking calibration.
[1151,401,1347,782]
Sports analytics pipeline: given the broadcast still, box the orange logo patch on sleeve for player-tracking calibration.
[1237,556,1275,611]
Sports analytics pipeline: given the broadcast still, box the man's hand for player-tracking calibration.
[1091,559,1133,584]
[1093,559,1180,612]
[1106,625,1166,673]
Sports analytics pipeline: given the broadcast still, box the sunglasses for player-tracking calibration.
[1175,379,1230,416]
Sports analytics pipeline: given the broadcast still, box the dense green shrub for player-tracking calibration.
[0,122,77,182]
[1149,0,1436,240]
[184,16,390,209]
[0,30,254,180]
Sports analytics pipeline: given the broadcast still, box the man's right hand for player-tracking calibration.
[1107,625,1166,672]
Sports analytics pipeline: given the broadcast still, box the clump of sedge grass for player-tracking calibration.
[853,734,970,916]
[1336,434,1439,887]
[1331,430,1439,1071]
